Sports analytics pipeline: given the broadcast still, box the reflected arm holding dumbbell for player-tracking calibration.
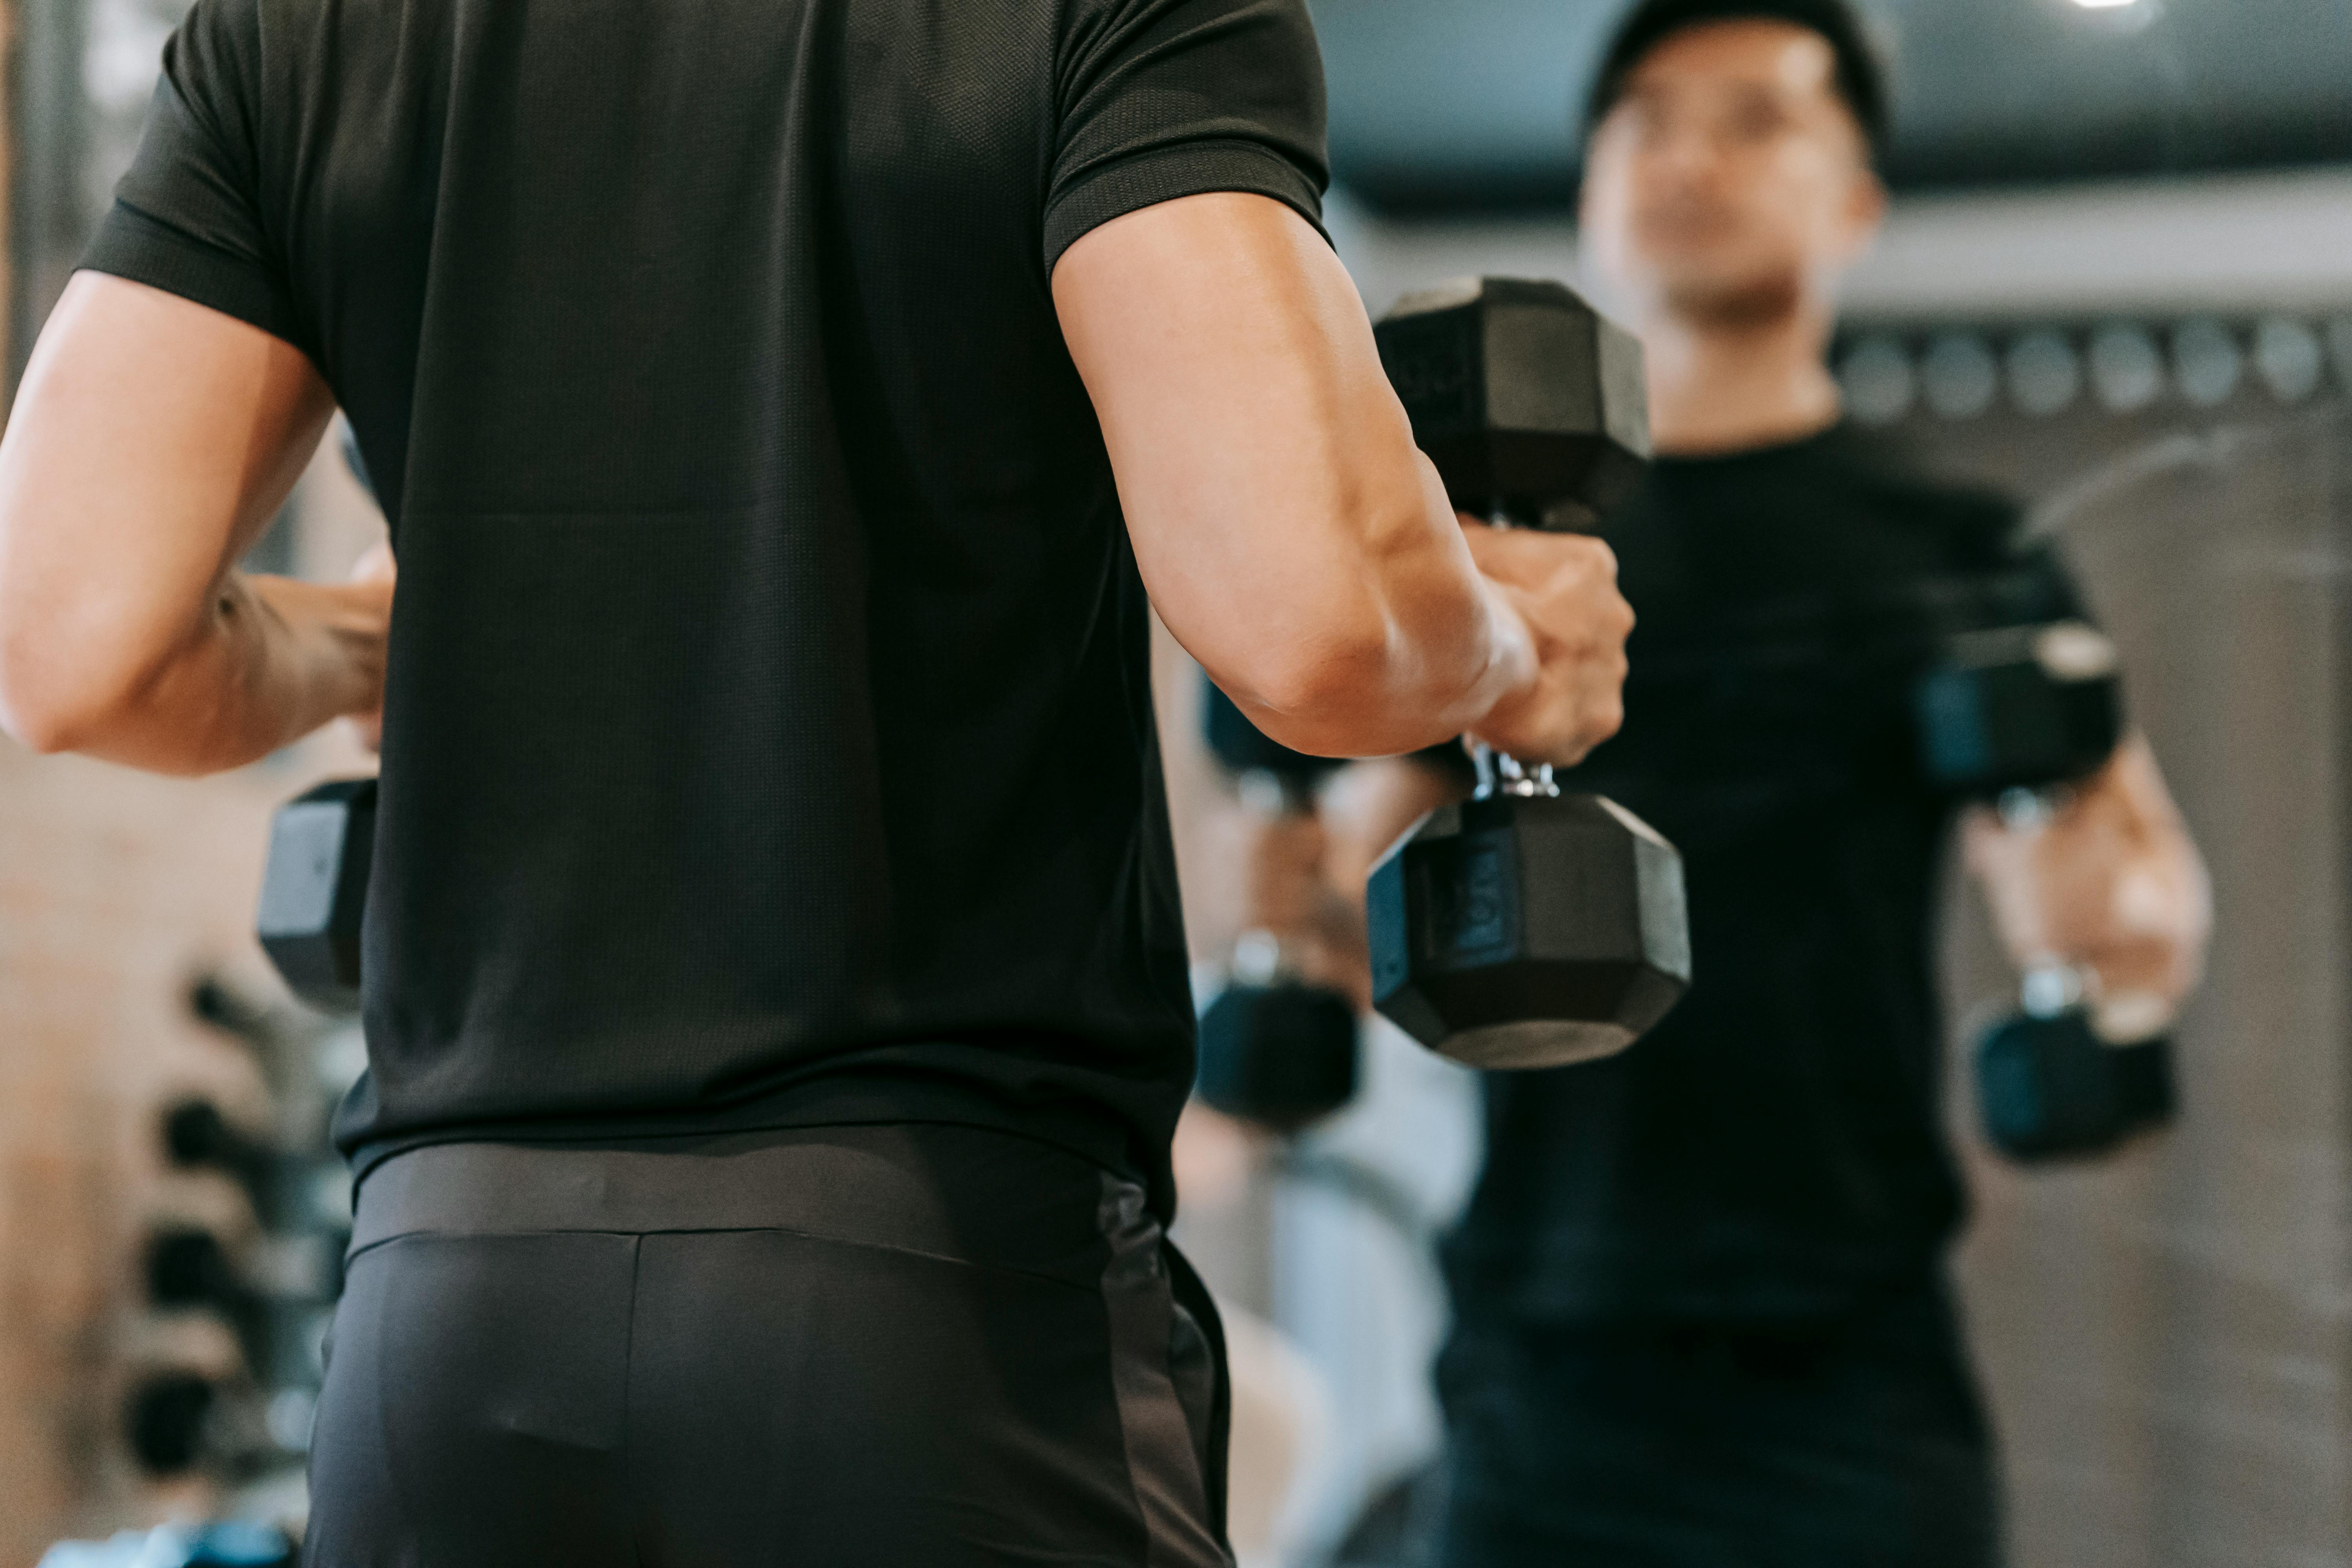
[1962,734,2212,1045]
[1918,612,2213,1159]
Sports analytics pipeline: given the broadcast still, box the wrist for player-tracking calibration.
[1468,577,1539,733]
[243,573,390,735]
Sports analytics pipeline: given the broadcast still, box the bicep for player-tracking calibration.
[1052,192,1439,704]
[0,272,332,703]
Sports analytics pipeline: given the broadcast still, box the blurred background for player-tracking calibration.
[2,0,2349,1563]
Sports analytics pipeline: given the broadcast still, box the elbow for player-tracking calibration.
[0,619,148,757]
[1243,642,1385,758]
[1226,622,1454,760]
[0,655,99,756]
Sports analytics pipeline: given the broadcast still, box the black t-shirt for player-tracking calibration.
[1443,424,2087,1323]
[85,0,1330,1216]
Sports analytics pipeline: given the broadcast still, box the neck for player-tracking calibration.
[1639,299,1843,457]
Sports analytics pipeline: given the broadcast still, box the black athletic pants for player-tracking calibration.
[1436,1274,2000,1568]
[303,1123,1232,1567]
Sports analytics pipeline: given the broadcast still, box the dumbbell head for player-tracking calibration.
[1918,621,2123,797]
[145,1226,246,1313]
[257,778,377,1013]
[125,1370,217,1476]
[1975,1010,2176,1161]
[1368,793,1690,1069]
[1375,276,1650,526]
[1196,982,1358,1132]
[162,1099,297,1230]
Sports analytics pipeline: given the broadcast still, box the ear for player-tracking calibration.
[1837,164,1889,260]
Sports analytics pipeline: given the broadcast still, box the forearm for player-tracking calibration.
[1057,194,1539,759]
[16,572,387,775]
[1234,459,1537,759]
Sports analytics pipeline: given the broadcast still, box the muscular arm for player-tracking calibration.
[1056,193,1624,763]
[1963,735,2212,1030]
[0,273,387,775]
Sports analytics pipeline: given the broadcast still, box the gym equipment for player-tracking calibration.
[254,428,381,1013]
[1195,681,1357,1132]
[256,777,374,1013]
[1915,620,2122,799]
[1975,966,2176,1161]
[1914,619,2176,1160]
[123,1370,297,1482]
[1364,277,1690,1069]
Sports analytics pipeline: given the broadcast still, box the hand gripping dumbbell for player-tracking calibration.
[1364,278,1691,1069]
[1194,681,1359,1132]
[1917,620,2176,1160]
[256,430,380,1013]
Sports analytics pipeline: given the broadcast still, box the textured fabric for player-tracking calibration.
[305,1124,1232,1565]
[1443,424,2089,1322]
[82,0,1329,1217]
[1437,1272,2000,1568]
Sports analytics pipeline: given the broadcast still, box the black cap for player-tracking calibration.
[1584,0,1891,161]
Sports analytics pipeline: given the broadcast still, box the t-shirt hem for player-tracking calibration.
[80,199,310,358]
[1044,138,1327,274]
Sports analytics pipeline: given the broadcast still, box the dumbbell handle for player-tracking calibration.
[2019,961,2174,1045]
[1994,784,2070,832]
[1472,506,1563,801]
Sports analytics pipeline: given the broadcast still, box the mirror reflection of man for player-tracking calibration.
[1243,1,2213,1561]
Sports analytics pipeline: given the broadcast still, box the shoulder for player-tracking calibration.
[158,0,272,123]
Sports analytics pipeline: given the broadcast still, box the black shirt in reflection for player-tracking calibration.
[1445,422,2087,1323]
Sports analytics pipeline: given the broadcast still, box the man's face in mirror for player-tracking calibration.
[1583,20,1887,327]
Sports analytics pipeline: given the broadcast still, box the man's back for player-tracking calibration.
[91,0,1328,1198]
[2,0,1650,1546]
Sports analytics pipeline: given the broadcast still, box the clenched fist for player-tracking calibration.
[1460,520,1635,769]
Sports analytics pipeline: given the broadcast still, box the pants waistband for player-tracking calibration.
[350,1123,1129,1288]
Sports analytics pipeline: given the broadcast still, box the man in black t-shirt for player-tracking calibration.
[1243,3,2210,1563]
[0,0,1646,1559]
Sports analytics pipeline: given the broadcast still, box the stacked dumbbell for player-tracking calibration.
[1364,278,1690,1069]
[1917,620,2176,1160]
[1194,681,1359,1132]
[123,980,353,1490]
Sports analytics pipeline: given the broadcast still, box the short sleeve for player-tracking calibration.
[80,0,307,354]
[1045,0,1330,272]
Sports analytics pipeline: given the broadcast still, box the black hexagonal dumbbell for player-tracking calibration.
[1365,278,1690,1070]
[1194,680,1358,1133]
[256,777,376,1014]
[123,1368,303,1490]
[1975,971,2176,1162]
[1916,617,2175,1160]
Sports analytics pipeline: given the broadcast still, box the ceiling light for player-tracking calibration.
[2069,0,2141,8]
